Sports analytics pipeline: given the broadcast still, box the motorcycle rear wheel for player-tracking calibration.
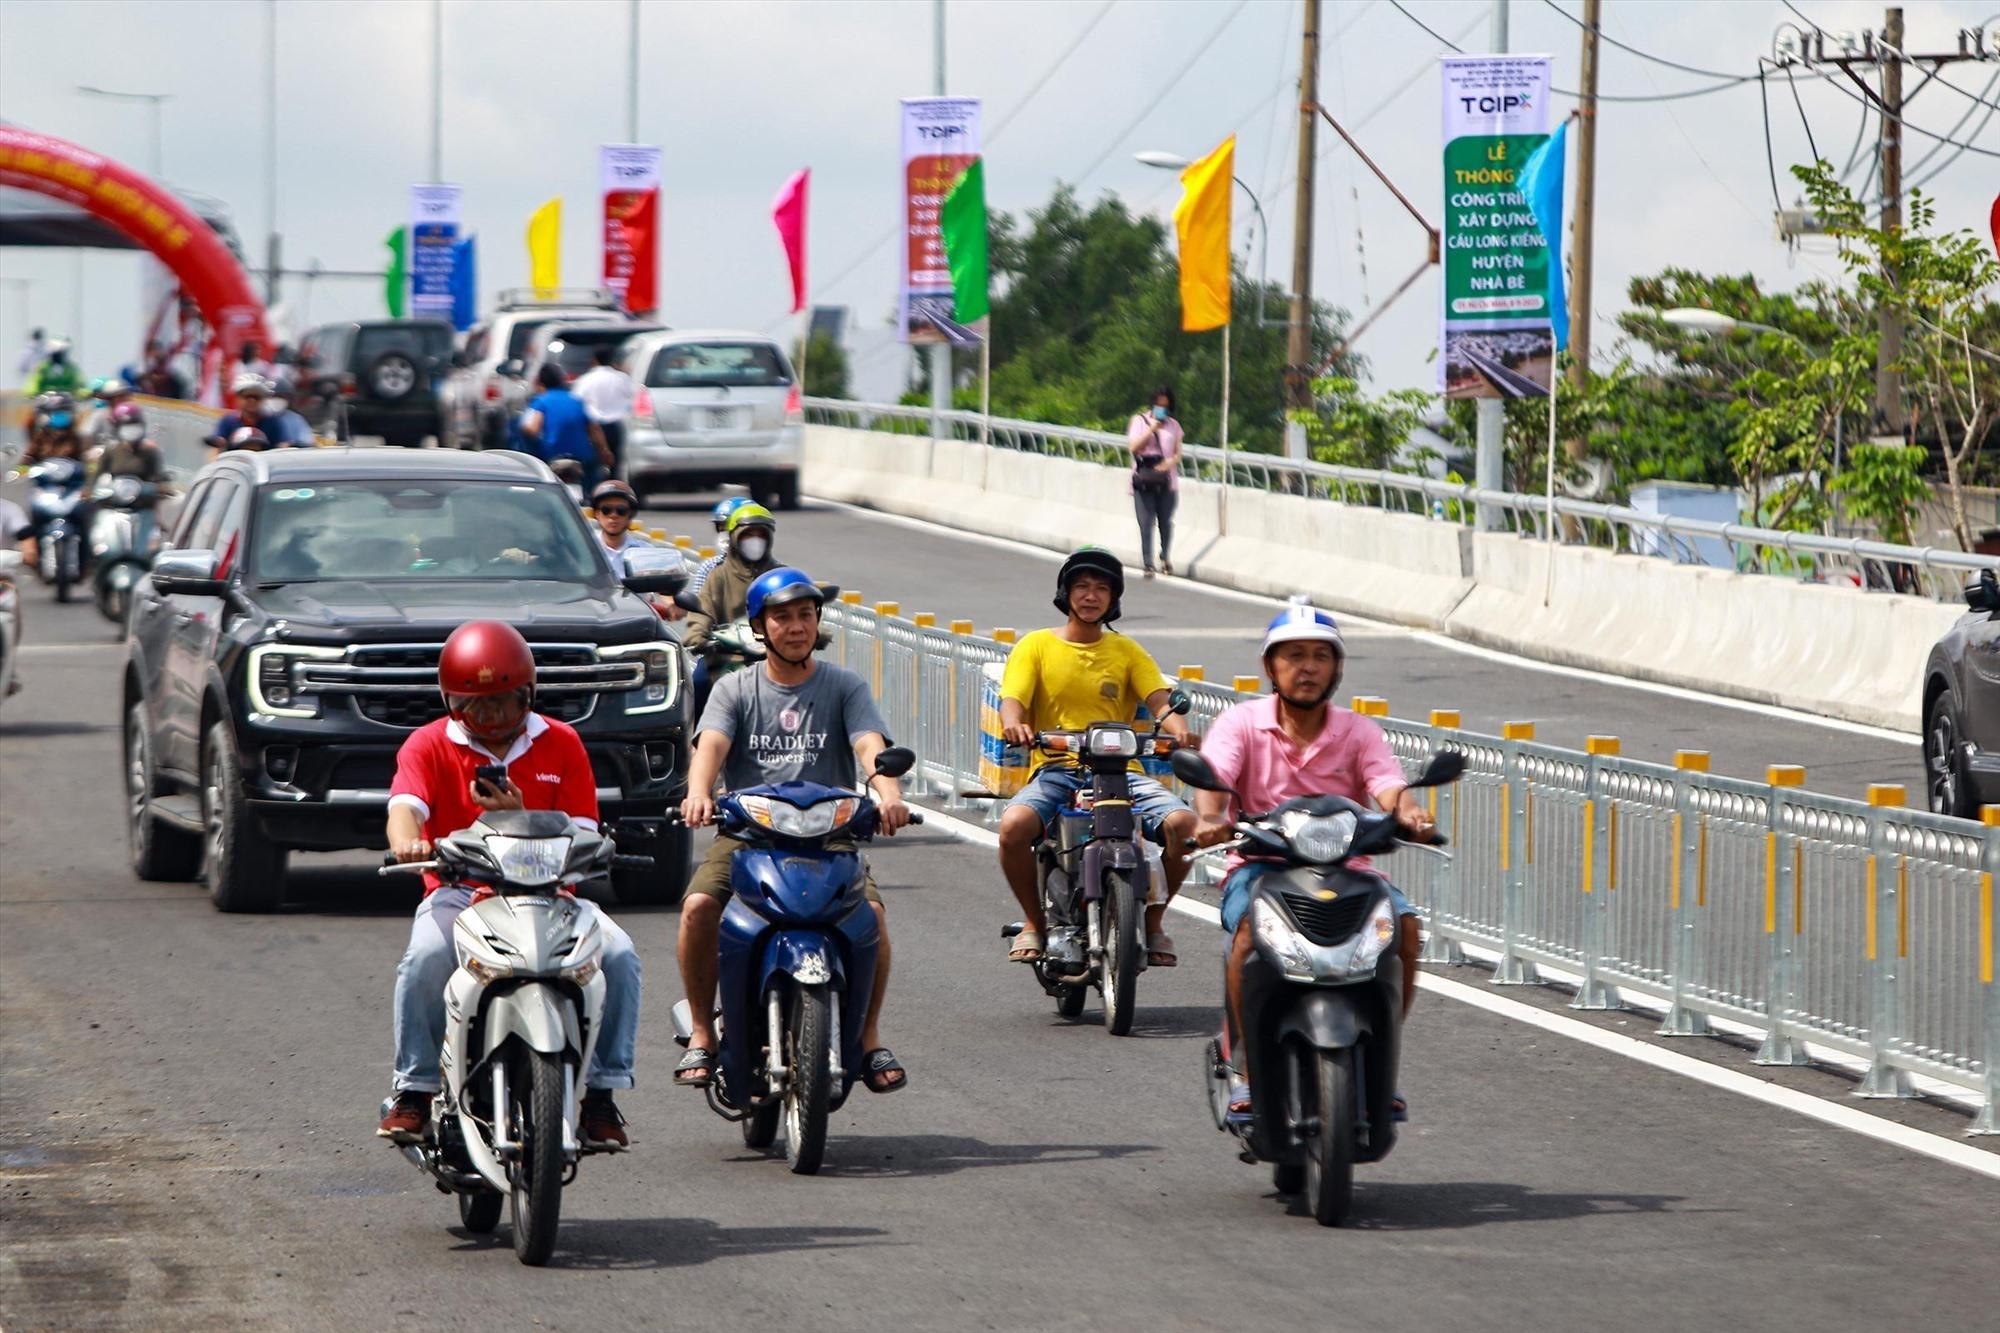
[1303,1047,1357,1227]
[782,984,832,1175]
[742,1100,780,1149]
[458,1189,503,1233]
[53,542,73,603]
[1099,871,1141,1037]
[509,1049,566,1265]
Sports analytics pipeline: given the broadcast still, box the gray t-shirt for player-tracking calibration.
[699,662,889,792]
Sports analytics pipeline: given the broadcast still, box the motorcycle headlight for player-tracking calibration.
[1249,896,1316,982]
[1348,898,1399,971]
[559,915,605,984]
[602,639,681,714]
[459,931,519,983]
[246,643,342,718]
[483,834,571,886]
[738,795,855,839]
[1280,810,1358,864]
[1085,725,1139,759]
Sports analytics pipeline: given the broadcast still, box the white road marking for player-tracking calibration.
[908,799,1998,1179]
[814,496,1918,743]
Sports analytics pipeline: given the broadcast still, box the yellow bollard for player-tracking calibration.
[950,619,974,635]
[1351,696,1388,717]
[1232,675,1259,694]
[914,612,936,628]
[1178,665,1205,682]
[993,628,1017,644]
[1767,765,1806,788]
[1430,709,1461,729]
[1585,736,1620,757]
[1866,784,1906,807]
[1502,721,1536,741]
[673,535,693,549]
[698,546,716,560]
[1674,750,1710,772]
[875,601,901,618]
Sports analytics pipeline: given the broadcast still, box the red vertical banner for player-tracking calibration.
[600,144,662,315]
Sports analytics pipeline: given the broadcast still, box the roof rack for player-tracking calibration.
[495,287,622,312]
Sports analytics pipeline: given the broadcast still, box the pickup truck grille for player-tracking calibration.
[296,642,643,730]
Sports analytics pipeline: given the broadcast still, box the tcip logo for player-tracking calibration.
[1458,94,1532,114]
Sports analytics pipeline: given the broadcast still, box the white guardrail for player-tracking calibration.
[805,398,1997,603]
[822,597,1999,1133]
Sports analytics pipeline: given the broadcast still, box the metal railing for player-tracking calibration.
[822,597,1999,1132]
[806,397,1996,602]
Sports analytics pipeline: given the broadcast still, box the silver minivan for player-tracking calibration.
[616,330,803,510]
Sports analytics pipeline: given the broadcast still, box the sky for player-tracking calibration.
[0,0,1994,410]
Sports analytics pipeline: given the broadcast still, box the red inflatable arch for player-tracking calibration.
[0,126,268,393]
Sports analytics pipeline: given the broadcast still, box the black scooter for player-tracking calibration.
[1170,746,1464,1226]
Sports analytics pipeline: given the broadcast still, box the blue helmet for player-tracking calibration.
[711,496,752,528]
[1261,597,1345,658]
[745,566,826,622]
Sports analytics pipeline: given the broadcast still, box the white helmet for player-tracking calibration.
[1261,596,1345,658]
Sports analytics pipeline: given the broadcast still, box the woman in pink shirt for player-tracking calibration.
[1125,386,1182,578]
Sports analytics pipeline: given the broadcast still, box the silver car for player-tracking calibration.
[616,331,803,510]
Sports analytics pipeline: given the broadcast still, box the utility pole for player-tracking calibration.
[627,0,641,143]
[929,0,951,439]
[265,0,280,306]
[1474,0,1508,527]
[1876,5,1904,434]
[1283,0,1320,460]
[1564,0,1600,449]
[429,0,444,181]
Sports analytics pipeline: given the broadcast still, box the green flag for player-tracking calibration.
[384,225,408,318]
[940,158,988,325]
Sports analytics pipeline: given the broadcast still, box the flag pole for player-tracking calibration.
[979,327,991,447]
[1219,320,1232,536]
[796,304,811,402]
[1541,372,1559,606]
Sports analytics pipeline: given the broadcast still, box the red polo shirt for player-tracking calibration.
[388,712,600,894]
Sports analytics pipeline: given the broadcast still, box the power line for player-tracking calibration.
[1069,0,1252,185]
[1757,68,1786,213]
[1907,66,2000,189]
[1783,62,1821,162]
[1784,55,2000,158]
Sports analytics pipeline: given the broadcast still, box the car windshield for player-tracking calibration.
[549,327,658,378]
[355,324,452,363]
[505,319,558,360]
[249,479,603,583]
[645,342,792,389]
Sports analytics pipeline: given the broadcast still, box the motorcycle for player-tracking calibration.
[997,691,1193,1036]
[87,474,162,624]
[670,746,921,1175]
[24,457,86,602]
[673,584,838,723]
[377,810,653,1265]
[1169,746,1464,1227]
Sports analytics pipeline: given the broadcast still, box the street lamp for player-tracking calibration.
[1660,307,1805,345]
[1135,150,1282,328]
[75,85,171,178]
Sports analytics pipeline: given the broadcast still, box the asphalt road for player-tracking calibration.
[1,506,1986,1333]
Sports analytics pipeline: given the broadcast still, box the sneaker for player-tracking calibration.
[581,1090,629,1151]
[377,1091,430,1142]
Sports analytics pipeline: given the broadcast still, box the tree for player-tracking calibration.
[794,329,850,400]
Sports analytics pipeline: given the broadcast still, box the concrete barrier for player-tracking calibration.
[804,424,1956,731]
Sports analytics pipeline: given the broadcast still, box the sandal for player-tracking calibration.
[1008,929,1044,963]
[1146,932,1178,967]
[674,1046,716,1088]
[860,1047,907,1094]
[1226,1075,1253,1124]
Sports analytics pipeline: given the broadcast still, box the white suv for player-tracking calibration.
[460,288,625,448]
[616,330,804,510]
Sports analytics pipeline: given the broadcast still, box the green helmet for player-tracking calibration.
[726,502,776,535]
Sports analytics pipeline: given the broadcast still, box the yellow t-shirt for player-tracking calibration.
[999,629,1168,774]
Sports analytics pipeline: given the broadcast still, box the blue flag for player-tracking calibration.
[1517,121,1568,353]
[449,233,478,332]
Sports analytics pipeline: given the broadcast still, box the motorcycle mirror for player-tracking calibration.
[1411,750,1467,789]
[620,546,690,595]
[1166,687,1192,717]
[673,588,703,613]
[1169,747,1233,794]
[816,582,841,603]
[872,745,916,779]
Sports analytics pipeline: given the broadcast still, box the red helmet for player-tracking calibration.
[438,621,536,700]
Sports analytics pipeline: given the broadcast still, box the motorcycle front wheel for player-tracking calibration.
[1302,1046,1357,1226]
[1098,871,1141,1037]
[52,539,73,603]
[782,984,832,1175]
[509,1049,566,1264]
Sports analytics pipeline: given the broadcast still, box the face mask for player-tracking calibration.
[736,535,770,563]
[259,398,287,417]
[117,424,145,443]
[1151,405,1168,421]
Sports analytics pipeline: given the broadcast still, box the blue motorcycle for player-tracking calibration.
[672,746,919,1175]
[25,457,87,603]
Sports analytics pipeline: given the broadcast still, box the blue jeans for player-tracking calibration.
[391,886,642,1092]
[1219,862,1415,934]
[1006,766,1190,842]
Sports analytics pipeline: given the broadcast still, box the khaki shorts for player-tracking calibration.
[685,833,882,905]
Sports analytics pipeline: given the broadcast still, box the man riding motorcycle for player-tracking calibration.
[1190,602,1434,1118]
[683,501,778,652]
[687,496,751,596]
[589,479,684,622]
[377,620,643,1150]
[27,339,83,397]
[997,547,1197,968]
[674,567,912,1095]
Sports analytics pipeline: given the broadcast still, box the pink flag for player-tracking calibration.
[772,168,809,313]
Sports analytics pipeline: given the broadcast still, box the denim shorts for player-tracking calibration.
[1219,862,1416,935]
[1007,766,1189,843]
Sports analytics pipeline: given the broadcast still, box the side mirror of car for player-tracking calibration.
[872,746,916,779]
[1170,747,1232,794]
[150,548,225,597]
[1965,569,1999,615]
[620,546,690,596]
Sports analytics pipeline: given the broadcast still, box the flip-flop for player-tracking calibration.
[1226,1075,1253,1124]
[1008,929,1044,963]
[860,1047,908,1094]
[674,1046,716,1088]
[1146,932,1178,967]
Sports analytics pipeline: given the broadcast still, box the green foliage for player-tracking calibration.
[1834,442,1929,547]
[794,330,851,400]
[1300,376,1436,470]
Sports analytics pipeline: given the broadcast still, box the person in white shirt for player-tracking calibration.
[573,345,638,477]
[16,328,48,379]
[590,479,685,622]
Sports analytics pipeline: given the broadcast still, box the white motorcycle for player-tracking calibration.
[378,809,649,1265]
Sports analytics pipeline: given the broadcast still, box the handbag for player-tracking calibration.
[1132,418,1173,491]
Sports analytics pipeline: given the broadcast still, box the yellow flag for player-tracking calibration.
[526,196,562,294]
[1173,135,1234,332]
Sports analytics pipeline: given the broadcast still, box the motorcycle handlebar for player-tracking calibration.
[378,861,436,877]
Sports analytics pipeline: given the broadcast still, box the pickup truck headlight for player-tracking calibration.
[247,643,343,718]
[601,640,681,714]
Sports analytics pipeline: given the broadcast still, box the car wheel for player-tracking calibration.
[1925,685,1974,818]
[127,702,201,881]
[204,720,287,912]
[772,476,801,511]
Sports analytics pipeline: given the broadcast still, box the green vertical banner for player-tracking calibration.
[940,157,989,325]
[1439,54,1553,399]
[384,225,408,318]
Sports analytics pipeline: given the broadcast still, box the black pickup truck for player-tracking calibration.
[121,447,693,911]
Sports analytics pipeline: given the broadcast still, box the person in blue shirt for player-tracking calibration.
[520,362,612,490]
[209,375,312,447]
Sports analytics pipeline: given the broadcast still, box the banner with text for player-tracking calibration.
[1439,55,1553,399]
[600,143,661,314]
[898,97,981,345]
[408,183,462,323]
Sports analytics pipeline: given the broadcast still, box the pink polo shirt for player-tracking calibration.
[1198,696,1407,875]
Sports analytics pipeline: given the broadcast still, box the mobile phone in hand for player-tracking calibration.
[474,763,509,796]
